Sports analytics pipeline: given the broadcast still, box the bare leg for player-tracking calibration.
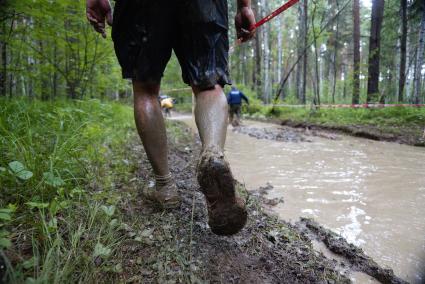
[229,106,234,125]
[192,84,228,150]
[133,81,169,177]
[193,84,247,236]
[133,81,180,208]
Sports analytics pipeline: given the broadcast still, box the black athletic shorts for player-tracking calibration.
[112,0,231,89]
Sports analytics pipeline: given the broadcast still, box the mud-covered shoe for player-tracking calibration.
[142,181,181,209]
[197,147,248,236]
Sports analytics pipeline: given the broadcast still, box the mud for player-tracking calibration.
[297,218,408,284]
[279,119,425,147]
[107,121,405,283]
[231,123,344,143]
[251,183,285,208]
[232,125,311,142]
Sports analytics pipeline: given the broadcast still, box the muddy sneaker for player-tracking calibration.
[142,181,181,209]
[197,147,247,236]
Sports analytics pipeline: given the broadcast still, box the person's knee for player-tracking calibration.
[192,84,223,96]
[133,80,160,98]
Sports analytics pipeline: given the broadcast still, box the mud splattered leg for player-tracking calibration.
[133,81,180,208]
[192,85,228,151]
[133,81,170,177]
[192,84,247,235]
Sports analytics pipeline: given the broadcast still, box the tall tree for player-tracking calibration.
[0,19,6,97]
[302,0,308,104]
[330,0,340,104]
[252,0,262,98]
[398,0,408,102]
[277,17,283,83]
[262,0,271,103]
[413,1,425,104]
[352,0,361,104]
[311,1,320,105]
[296,2,304,103]
[366,0,385,103]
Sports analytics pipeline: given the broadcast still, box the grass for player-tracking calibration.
[173,103,192,114]
[245,104,425,127]
[0,98,137,283]
[243,104,425,138]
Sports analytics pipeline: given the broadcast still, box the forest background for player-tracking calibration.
[1,0,425,106]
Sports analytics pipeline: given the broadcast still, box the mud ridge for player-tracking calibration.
[297,218,408,284]
[232,123,344,143]
[232,125,310,142]
[279,119,425,146]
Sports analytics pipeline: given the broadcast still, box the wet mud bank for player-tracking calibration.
[112,121,406,283]
[246,116,425,146]
[297,218,408,284]
[232,124,340,143]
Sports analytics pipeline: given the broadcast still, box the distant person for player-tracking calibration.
[159,95,174,117]
[227,86,249,126]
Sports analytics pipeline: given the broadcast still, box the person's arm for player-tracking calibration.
[86,0,113,38]
[235,0,256,42]
[240,92,249,105]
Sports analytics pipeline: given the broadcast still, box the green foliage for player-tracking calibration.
[0,206,15,249]
[3,0,130,100]
[245,103,425,131]
[8,161,33,180]
[0,98,135,282]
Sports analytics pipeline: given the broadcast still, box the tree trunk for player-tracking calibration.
[332,3,340,104]
[262,0,270,104]
[302,0,308,104]
[352,0,361,104]
[312,3,320,105]
[277,17,283,84]
[0,20,6,97]
[296,2,304,103]
[242,45,248,85]
[39,41,49,101]
[261,0,271,104]
[413,8,425,104]
[253,0,262,99]
[53,43,58,98]
[398,0,407,102]
[366,0,385,103]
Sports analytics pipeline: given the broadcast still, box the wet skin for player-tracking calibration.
[133,81,170,177]
[133,81,229,177]
[193,85,228,151]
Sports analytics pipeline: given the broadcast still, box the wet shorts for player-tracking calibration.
[112,0,231,89]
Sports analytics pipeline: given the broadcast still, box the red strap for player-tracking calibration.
[250,0,300,31]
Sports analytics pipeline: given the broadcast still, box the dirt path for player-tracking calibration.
[106,121,406,283]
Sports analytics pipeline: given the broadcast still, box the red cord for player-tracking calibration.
[250,0,300,31]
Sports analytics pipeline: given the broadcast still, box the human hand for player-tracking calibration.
[235,6,256,42]
[86,0,113,38]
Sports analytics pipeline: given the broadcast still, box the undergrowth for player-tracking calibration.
[0,98,136,283]
[244,104,425,129]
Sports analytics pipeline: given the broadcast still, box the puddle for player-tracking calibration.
[175,115,425,283]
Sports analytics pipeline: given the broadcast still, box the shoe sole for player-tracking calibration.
[197,151,247,236]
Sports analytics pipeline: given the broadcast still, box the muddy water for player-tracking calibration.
[174,115,425,283]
